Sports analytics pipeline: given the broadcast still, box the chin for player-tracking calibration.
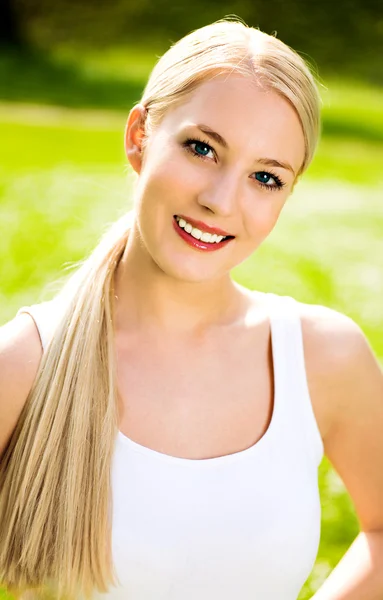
[154,252,227,284]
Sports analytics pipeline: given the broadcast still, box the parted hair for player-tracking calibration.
[0,16,322,600]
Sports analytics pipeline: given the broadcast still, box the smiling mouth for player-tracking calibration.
[173,215,235,252]
[173,215,234,243]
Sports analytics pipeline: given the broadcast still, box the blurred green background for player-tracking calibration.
[0,1,382,598]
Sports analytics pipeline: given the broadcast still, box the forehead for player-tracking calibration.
[159,74,305,173]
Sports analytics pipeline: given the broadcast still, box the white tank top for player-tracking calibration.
[16,292,324,599]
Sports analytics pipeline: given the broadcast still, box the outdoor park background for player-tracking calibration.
[0,0,382,598]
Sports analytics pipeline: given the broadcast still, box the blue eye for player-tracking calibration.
[182,137,286,192]
[184,138,213,159]
[256,173,272,184]
[255,172,284,190]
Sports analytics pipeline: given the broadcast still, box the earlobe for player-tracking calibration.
[124,104,147,174]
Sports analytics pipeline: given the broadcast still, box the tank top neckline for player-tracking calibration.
[116,291,284,468]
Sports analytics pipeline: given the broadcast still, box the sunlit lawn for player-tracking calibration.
[0,63,382,599]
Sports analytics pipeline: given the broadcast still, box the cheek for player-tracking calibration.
[140,148,196,206]
[136,151,196,238]
[244,195,286,241]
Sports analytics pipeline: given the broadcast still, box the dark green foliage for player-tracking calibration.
[6,0,383,83]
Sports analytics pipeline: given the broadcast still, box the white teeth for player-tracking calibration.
[175,216,229,244]
[191,228,202,240]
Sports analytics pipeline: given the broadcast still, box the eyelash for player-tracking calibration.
[182,137,286,192]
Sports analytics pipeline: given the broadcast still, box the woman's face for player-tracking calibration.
[125,74,305,283]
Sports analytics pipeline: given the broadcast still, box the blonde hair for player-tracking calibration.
[0,17,322,600]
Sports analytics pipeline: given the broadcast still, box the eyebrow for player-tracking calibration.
[193,123,296,177]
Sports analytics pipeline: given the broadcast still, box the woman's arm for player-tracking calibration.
[0,313,43,458]
[312,530,383,599]
[302,305,383,599]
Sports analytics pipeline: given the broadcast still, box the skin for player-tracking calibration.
[0,72,381,597]
[113,72,383,597]
[114,74,304,335]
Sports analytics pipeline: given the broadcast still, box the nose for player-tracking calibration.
[197,172,241,217]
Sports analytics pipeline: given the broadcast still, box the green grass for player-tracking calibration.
[0,57,382,598]
[0,47,382,144]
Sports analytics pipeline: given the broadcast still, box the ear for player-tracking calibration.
[124,104,147,174]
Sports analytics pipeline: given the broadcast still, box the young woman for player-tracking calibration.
[0,17,382,600]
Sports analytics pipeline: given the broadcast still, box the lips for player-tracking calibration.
[173,217,234,252]
[174,214,234,238]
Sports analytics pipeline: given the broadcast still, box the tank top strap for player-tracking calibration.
[16,299,61,352]
[265,292,324,467]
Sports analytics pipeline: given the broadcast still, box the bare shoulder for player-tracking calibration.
[297,300,365,364]
[0,313,43,457]
[295,300,383,531]
[295,299,382,443]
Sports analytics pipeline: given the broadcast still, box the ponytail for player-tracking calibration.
[0,211,134,599]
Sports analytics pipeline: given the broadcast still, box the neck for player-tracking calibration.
[113,230,247,339]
